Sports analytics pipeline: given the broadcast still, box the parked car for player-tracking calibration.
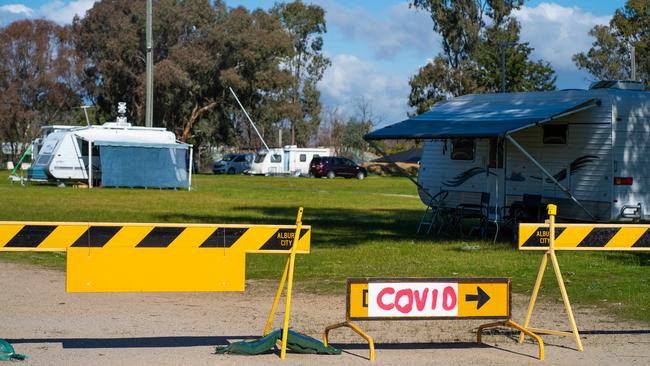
[309,156,367,180]
[213,153,254,174]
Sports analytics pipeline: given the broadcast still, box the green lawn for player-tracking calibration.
[1,171,649,322]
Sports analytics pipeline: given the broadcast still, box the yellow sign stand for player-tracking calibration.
[324,278,543,361]
[518,204,584,352]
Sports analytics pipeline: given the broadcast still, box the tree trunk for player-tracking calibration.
[180,100,217,142]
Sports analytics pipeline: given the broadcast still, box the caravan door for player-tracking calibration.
[284,151,290,173]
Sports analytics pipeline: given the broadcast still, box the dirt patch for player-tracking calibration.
[1,261,649,365]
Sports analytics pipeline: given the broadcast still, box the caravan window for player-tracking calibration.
[451,138,475,160]
[254,154,266,163]
[299,154,307,162]
[77,138,100,157]
[35,154,53,166]
[271,154,282,163]
[543,125,567,144]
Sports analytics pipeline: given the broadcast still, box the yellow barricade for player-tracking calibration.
[517,205,650,355]
[0,221,309,292]
[519,222,650,250]
[0,208,310,360]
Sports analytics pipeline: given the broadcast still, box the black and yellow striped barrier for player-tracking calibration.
[516,206,650,356]
[0,221,310,292]
[519,223,650,250]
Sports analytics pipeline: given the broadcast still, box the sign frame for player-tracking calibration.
[345,277,511,321]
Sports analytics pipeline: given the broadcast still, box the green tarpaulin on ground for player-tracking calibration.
[0,340,26,361]
[215,329,340,356]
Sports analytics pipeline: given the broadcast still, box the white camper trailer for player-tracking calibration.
[28,109,192,189]
[365,80,650,223]
[247,145,331,176]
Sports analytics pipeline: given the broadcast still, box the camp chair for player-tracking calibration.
[501,194,543,239]
[417,190,449,234]
[456,192,490,237]
[509,194,543,222]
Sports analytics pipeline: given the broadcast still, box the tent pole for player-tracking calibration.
[88,140,93,188]
[188,147,193,191]
[505,135,595,220]
[503,137,508,215]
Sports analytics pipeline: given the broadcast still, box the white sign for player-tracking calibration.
[368,282,459,317]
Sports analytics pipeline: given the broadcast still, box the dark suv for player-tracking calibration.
[309,156,367,179]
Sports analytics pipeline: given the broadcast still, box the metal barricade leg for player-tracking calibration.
[478,319,544,360]
[324,320,375,362]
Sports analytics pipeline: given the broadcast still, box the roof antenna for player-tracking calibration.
[116,102,128,125]
[80,105,91,126]
[228,87,270,151]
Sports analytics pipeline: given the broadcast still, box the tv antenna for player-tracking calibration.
[229,87,270,151]
[80,105,91,125]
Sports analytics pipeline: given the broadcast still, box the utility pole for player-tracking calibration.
[501,45,506,93]
[145,0,153,127]
[500,41,516,93]
[631,45,637,81]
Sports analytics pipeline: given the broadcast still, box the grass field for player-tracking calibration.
[1,171,649,322]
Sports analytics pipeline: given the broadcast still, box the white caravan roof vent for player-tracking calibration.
[589,80,645,91]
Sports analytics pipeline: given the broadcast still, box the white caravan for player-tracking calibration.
[365,80,650,222]
[248,145,331,176]
[28,110,191,189]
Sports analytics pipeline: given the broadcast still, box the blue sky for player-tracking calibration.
[0,0,627,125]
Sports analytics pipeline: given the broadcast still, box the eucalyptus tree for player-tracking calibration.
[408,0,555,115]
[0,19,81,159]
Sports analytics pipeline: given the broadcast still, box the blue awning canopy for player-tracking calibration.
[365,92,600,140]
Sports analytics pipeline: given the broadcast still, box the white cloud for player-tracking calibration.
[0,4,34,15]
[316,0,439,60]
[39,0,96,24]
[0,1,95,25]
[319,54,411,125]
[514,2,610,72]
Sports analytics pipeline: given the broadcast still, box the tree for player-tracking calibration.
[475,19,556,92]
[408,1,555,114]
[214,7,295,148]
[573,0,649,85]
[73,0,222,129]
[318,98,374,161]
[73,0,322,149]
[0,19,81,160]
[274,1,330,146]
[411,0,523,67]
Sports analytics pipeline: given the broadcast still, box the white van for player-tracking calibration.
[248,145,331,176]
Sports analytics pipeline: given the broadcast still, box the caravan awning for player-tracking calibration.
[92,140,190,149]
[365,93,599,140]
